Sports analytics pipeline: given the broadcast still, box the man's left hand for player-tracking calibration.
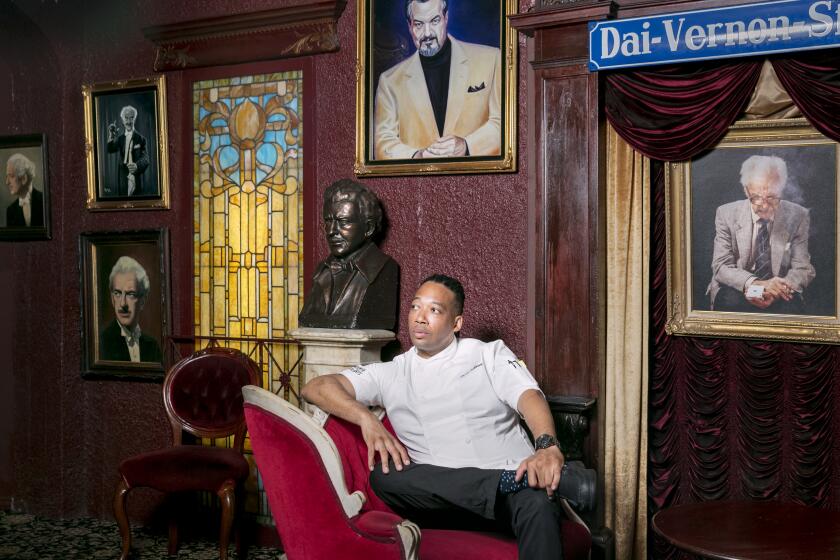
[425,135,468,157]
[515,446,565,497]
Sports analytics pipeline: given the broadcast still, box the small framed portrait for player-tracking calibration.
[0,133,50,241]
[82,75,169,210]
[354,0,517,177]
[666,118,840,344]
[80,229,170,380]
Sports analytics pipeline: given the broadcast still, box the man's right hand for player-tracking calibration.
[301,373,410,473]
[360,414,410,473]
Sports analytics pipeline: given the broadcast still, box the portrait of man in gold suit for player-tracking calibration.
[373,0,502,161]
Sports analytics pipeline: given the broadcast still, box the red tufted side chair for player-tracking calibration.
[114,347,261,560]
[243,385,592,560]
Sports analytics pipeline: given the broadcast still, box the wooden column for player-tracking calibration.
[512,4,612,551]
[512,0,611,467]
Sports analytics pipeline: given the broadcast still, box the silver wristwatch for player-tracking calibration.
[535,433,560,450]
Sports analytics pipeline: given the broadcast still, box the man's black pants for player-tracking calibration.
[370,462,564,559]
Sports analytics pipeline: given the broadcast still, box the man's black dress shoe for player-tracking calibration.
[556,461,597,512]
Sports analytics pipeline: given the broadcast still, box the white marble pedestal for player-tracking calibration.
[290,327,395,385]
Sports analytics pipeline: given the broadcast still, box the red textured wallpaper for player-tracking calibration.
[0,0,530,518]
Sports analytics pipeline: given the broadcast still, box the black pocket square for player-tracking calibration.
[467,82,486,93]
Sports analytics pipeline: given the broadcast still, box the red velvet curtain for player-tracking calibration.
[772,51,840,143]
[605,55,840,558]
[606,53,840,160]
[605,62,762,161]
[649,163,840,559]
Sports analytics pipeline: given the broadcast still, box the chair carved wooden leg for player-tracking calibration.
[114,480,132,560]
[218,481,235,560]
[113,349,260,560]
[234,485,245,559]
[168,516,179,556]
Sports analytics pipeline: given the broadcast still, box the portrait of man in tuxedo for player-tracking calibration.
[105,105,150,197]
[4,153,44,228]
[99,256,162,363]
[708,155,815,314]
[299,179,399,330]
[373,0,501,160]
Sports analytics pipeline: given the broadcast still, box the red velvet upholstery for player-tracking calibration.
[243,386,592,560]
[244,401,411,560]
[114,347,261,560]
[324,415,396,514]
[324,415,592,560]
[118,446,249,493]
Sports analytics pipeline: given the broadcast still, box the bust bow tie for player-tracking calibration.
[328,260,353,274]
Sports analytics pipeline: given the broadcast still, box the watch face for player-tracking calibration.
[536,434,557,449]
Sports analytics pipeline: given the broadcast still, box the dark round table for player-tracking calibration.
[651,500,840,559]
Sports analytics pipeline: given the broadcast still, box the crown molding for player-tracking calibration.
[143,1,347,71]
[510,0,615,36]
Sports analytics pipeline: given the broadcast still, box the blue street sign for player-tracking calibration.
[589,0,840,71]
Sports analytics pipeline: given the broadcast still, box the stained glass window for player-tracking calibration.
[193,71,304,521]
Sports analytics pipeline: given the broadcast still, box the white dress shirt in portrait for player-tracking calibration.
[18,185,33,226]
[120,323,143,363]
[124,130,136,195]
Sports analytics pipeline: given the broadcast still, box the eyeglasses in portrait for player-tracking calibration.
[80,229,170,380]
[0,133,50,241]
[666,119,840,344]
[355,0,517,177]
[82,75,170,210]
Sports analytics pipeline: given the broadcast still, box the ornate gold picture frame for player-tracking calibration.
[82,75,169,210]
[666,118,840,343]
[354,0,517,177]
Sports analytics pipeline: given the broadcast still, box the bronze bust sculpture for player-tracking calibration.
[299,179,399,330]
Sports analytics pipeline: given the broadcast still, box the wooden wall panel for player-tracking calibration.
[534,65,602,399]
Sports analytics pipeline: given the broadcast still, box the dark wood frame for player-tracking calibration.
[79,229,170,381]
[0,133,50,241]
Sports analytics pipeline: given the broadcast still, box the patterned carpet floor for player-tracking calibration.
[0,512,284,560]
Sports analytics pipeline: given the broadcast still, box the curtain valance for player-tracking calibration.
[605,52,840,161]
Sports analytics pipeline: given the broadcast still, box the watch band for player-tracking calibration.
[535,433,560,450]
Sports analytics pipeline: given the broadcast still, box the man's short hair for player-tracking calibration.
[421,273,464,315]
[7,153,35,187]
[405,0,448,21]
[120,105,138,119]
[323,178,383,233]
[740,155,788,193]
[109,256,150,298]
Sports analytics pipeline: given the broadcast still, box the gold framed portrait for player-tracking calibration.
[666,118,840,343]
[354,0,517,177]
[82,75,170,210]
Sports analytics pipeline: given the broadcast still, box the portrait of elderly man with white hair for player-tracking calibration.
[708,155,815,314]
[5,152,45,228]
[105,105,149,197]
[99,256,162,363]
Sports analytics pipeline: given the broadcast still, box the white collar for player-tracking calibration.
[749,204,774,225]
[412,336,458,363]
[18,185,33,206]
[119,324,142,345]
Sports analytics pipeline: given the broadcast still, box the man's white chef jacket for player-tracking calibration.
[340,337,541,469]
